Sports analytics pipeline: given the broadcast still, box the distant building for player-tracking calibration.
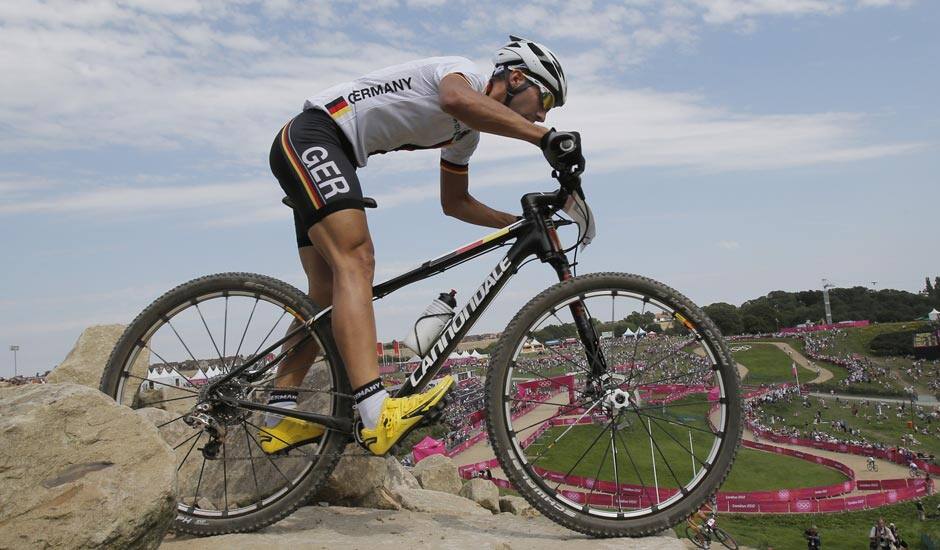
[654,312,675,331]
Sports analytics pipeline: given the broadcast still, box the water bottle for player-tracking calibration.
[403,290,458,356]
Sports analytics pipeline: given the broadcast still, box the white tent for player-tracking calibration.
[929,309,940,322]
[622,328,635,338]
[470,350,482,358]
[636,327,647,337]
[406,355,421,363]
[191,368,208,382]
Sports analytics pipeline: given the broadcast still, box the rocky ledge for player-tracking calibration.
[161,504,686,550]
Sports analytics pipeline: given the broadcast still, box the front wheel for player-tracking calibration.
[685,525,709,548]
[485,273,742,537]
[712,526,738,549]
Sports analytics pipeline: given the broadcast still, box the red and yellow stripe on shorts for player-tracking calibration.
[279,119,324,209]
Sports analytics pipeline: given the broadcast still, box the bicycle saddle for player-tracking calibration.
[281,196,378,209]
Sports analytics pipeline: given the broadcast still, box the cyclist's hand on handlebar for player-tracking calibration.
[540,128,585,178]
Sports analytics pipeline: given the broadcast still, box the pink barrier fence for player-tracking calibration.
[779,320,870,334]
[748,421,940,475]
[454,384,933,514]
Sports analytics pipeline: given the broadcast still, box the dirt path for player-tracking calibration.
[754,341,833,384]
[452,392,572,468]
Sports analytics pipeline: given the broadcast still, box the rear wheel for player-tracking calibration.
[99,272,353,535]
[485,273,742,537]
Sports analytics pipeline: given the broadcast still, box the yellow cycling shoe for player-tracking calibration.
[259,417,325,454]
[356,375,455,456]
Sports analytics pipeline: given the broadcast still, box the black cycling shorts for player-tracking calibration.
[270,108,364,248]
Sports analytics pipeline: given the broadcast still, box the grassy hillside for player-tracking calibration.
[684,495,940,550]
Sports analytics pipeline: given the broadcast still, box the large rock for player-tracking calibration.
[500,495,540,518]
[46,324,149,390]
[411,454,462,494]
[0,383,177,549]
[393,488,491,516]
[159,505,689,549]
[460,478,500,513]
[314,444,420,510]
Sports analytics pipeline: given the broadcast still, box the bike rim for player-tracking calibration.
[112,289,344,519]
[499,288,733,520]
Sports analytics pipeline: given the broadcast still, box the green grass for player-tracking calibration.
[754,334,909,396]
[732,343,806,385]
[527,397,847,492]
[676,495,940,550]
[721,448,848,492]
[758,395,940,458]
[834,322,928,357]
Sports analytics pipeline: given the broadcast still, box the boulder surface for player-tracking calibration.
[160,505,686,549]
[460,477,501,513]
[0,383,177,550]
[46,324,149,390]
[412,453,463,494]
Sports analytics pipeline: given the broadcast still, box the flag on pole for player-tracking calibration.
[376,342,383,357]
[393,340,400,359]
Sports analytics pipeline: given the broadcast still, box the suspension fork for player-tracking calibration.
[545,225,608,378]
[521,191,608,379]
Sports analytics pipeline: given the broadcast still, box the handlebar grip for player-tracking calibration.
[559,139,575,153]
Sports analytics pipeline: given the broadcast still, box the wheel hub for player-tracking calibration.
[604,388,633,411]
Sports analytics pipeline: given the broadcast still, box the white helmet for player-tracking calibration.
[492,35,567,107]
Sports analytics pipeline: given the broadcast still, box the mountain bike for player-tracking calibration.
[867,458,878,472]
[685,510,738,549]
[100,170,742,538]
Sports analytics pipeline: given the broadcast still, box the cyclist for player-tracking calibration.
[909,461,920,477]
[867,455,877,471]
[687,500,715,544]
[260,36,582,456]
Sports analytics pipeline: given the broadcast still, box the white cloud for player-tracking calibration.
[0,0,925,224]
[718,240,740,249]
[0,180,277,215]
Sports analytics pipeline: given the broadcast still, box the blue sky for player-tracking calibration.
[1,0,937,377]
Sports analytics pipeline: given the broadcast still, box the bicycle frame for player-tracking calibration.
[209,190,605,434]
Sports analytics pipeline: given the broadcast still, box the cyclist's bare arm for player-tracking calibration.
[440,168,517,228]
[439,73,548,144]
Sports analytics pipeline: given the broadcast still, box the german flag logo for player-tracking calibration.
[325,96,351,118]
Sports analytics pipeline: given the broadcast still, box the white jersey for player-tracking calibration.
[304,57,485,169]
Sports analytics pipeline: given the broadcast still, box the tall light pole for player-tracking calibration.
[822,279,834,325]
[9,345,19,378]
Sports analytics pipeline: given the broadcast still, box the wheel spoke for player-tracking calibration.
[192,455,207,511]
[173,430,202,451]
[178,432,202,472]
[250,311,288,358]
[243,423,263,506]
[157,412,190,429]
[143,394,199,408]
[164,320,201,387]
[125,371,199,395]
[195,303,226,367]
[553,417,614,493]
[232,297,259,362]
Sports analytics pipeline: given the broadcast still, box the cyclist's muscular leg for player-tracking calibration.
[306,209,379,390]
[274,246,333,389]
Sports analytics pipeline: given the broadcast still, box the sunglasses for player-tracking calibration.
[522,73,555,111]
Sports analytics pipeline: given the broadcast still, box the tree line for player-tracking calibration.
[703,277,940,336]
